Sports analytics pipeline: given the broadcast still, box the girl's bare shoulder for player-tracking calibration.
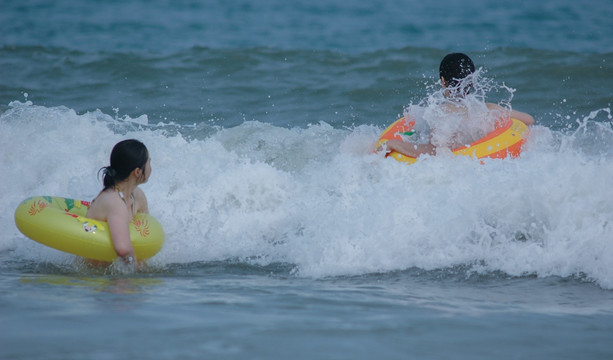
[92,190,126,212]
[133,187,149,214]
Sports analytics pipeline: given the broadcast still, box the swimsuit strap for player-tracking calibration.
[116,186,136,217]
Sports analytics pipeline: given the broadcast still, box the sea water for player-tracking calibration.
[1,0,613,359]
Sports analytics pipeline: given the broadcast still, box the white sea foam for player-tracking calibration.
[2,101,613,288]
[403,68,524,148]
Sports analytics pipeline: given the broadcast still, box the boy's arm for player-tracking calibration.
[487,103,534,126]
[385,139,436,158]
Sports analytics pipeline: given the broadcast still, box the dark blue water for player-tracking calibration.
[2,0,613,359]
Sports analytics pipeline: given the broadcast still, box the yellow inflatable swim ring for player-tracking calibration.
[375,117,529,164]
[14,196,164,262]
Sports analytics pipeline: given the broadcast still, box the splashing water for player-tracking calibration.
[2,100,613,288]
[403,68,523,148]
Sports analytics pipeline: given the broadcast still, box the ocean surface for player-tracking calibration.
[2,0,613,359]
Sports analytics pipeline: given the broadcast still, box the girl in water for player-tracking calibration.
[86,139,152,264]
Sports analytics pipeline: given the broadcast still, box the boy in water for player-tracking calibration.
[384,53,534,158]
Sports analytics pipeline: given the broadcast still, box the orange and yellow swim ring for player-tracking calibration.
[375,117,529,164]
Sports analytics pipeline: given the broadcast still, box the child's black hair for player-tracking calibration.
[439,53,475,90]
[100,139,149,190]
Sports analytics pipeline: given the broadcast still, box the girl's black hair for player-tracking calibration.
[100,139,149,190]
[439,53,475,93]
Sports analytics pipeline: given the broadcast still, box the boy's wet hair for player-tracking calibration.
[439,53,475,89]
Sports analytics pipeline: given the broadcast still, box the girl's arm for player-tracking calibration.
[106,198,135,262]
